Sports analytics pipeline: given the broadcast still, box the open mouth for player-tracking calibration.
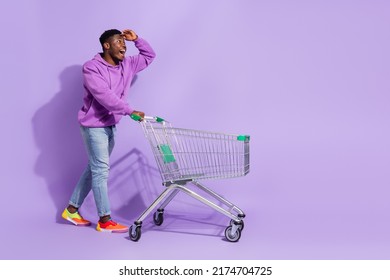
[119,49,126,57]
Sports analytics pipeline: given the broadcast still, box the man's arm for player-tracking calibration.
[122,29,156,73]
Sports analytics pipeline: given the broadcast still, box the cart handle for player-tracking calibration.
[130,114,165,123]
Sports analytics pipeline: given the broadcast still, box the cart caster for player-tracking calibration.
[129,225,142,242]
[153,210,164,226]
[230,219,244,231]
[225,225,241,242]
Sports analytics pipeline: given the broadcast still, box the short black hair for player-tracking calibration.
[99,29,122,46]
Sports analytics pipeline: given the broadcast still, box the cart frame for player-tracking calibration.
[128,116,250,242]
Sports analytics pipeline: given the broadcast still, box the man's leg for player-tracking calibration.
[81,126,112,219]
[62,126,94,226]
[82,125,127,233]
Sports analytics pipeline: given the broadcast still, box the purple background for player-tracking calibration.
[2,0,390,259]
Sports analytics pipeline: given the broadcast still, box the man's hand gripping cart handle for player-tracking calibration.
[130,113,165,123]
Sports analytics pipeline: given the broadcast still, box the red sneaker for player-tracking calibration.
[96,220,128,233]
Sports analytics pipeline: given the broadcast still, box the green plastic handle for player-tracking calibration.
[237,135,250,142]
[130,114,142,122]
[155,117,165,122]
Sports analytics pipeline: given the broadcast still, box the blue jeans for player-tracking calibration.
[69,125,116,217]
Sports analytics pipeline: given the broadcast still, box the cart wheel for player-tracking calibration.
[225,226,241,242]
[153,211,164,226]
[129,225,142,242]
[230,219,244,231]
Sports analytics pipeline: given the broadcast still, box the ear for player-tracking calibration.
[103,42,110,50]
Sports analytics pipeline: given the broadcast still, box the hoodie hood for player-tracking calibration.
[93,53,123,68]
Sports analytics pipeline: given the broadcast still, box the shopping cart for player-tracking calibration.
[128,115,250,242]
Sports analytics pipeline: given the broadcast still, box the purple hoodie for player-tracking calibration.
[78,37,156,127]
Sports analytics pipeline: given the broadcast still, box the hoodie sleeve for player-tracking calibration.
[83,63,133,115]
[127,37,156,73]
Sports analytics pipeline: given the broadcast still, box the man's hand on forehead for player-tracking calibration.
[122,29,138,41]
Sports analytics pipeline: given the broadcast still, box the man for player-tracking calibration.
[62,29,156,232]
